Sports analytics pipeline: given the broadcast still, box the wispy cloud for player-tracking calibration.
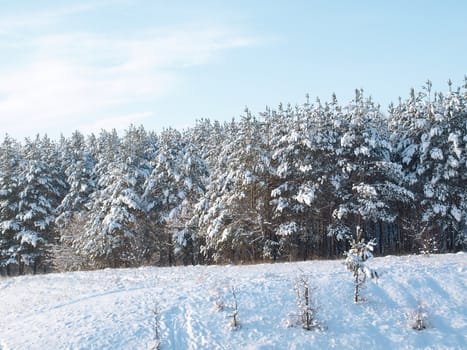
[0,4,256,139]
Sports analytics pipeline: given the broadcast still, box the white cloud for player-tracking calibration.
[0,24,255,139]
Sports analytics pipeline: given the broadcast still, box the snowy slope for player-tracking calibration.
[0,253,465,350]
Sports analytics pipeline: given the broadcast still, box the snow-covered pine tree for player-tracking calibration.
[76,128,150,268]
[0,135,22,275]
[195,120,240,263]
[169,130,208,265]
[119,125,156,265]
[15,135,66,274]
[268,102,309,261]
[329,89,413,252]
[142,127,207,265]
[268,95,345,259]
[390,80,466,252]
[80,163,143,268]
[143,128,183,265]
[198,111,274,263]
[48,131,97,271]
[344,226,378,302]
[190,118,220,165]
[55,130,96,229]
[79,126,155,267]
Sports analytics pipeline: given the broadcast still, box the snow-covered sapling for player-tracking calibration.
[293,277,320,330]
[344,227,378,303]
[230,286,240,329]
[216,285,240,328]
[409,303,428,331]
[214,289,225,311]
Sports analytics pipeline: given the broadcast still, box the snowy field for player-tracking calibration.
[0,253,465,350]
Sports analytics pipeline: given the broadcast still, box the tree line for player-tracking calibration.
[0,79,465,275]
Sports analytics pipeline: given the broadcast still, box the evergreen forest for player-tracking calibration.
[0,79,465,275]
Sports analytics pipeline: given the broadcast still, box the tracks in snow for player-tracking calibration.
[162,294,226,350]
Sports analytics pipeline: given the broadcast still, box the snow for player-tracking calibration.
[354,145,370,156]
[295,184,317,206]
[450,206,462,223]
[0,254,466,350]
[16,230,41,247]
[277,222,298,236]
[424,184,434,198]
[402,144,417,165]
[353,183,378,197]
[432,204,447,215]
[341,132,355,148]
[274,198,288,212]
[430,148,444,160]
[430,127,442,137]
[448,132,462,159]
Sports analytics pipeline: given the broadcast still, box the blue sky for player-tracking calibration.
[0,0,466,140]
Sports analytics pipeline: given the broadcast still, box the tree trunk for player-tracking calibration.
[304,284,311,330]
[354,271,359,303]
[379,221,384,255]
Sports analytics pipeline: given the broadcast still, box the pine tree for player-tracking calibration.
[268,102,309,261]
[0,135,22,275]
[55,130,96,228]
[329,90,413,250]
[344,227,378,302]
[198,112,273,263]
[268,96,343,259]
[390,81,466,252]
[77,127,151,268]
[120,125,156,265]
[15,135,65,273]
[143,128,207,265]
[50,131,96,271]
[170,130,208,265]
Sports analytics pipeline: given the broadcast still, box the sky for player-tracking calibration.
[0,0,466,140]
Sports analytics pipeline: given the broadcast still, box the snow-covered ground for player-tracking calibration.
[0,253,465,350]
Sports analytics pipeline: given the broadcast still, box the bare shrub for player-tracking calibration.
[409,303,428,331]
[292,276,321,331]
